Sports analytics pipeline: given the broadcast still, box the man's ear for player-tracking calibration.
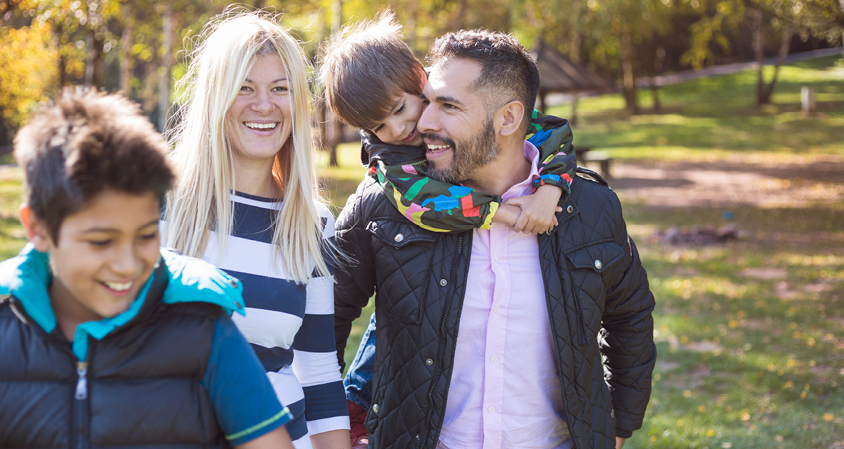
[20,205,51,252]
[494,100,525,138]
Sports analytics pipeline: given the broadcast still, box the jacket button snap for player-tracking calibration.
[595,259,603,269]
[440,278,448,286]
[566,205,574,214]
[416,434,421,440]
[426,358,433,365]
[394,233,404,242]
[372,404,380,414]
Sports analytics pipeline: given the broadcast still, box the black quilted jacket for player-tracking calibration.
[334,168,656,449]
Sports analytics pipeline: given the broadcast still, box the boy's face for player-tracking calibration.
[24,189,162,324]
[371,91,428,147]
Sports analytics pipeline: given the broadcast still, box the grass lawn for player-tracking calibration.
[0,54,839,448]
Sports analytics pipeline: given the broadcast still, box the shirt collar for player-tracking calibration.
[501,141,541,202]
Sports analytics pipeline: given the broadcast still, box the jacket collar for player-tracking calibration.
[360,131,425,167]
[0,244,245,361]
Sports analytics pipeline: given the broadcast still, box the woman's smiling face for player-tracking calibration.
[225,55,293,166]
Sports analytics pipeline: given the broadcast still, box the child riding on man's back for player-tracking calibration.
[319,13,578,235]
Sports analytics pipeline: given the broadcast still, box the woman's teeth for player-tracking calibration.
[245,122,277,130]
[104,281,132,291]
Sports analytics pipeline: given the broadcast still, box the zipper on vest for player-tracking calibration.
[422,234,463,449]
[73,360,90,449]
[75,362,88,399]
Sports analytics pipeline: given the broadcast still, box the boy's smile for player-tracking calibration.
[25,189,162,339]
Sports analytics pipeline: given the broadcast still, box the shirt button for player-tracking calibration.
[493,306,499,313]
[394,233,404,243]
[492,257,499,264]
[372,404,380,414]
[595,259,603,269]
[426,358,433,365]
[488,406,495,413]
[440,278,448,286]
[490,356,497,363]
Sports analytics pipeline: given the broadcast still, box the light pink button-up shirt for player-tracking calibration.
[437,141,571,449]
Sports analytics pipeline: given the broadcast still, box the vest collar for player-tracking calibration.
[0,245,245,361]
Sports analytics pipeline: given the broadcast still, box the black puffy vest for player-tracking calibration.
[0,263,232,449]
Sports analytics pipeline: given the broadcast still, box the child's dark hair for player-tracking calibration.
[13,88,174,243]
[319,10,426,132]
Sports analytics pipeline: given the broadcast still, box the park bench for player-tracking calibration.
[576,146,613,179]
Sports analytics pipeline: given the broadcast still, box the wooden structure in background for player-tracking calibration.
[530,40,611,122]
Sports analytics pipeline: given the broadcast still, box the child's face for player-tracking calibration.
[27,189,162,323]
[371,91,428,147]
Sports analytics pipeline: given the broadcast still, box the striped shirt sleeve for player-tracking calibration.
[290,207,350,435]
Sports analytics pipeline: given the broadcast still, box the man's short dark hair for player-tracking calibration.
[14,88,174,243]
[427,29,539,131]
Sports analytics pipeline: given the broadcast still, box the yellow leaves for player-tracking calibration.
[697,405,706,412]
[0,25,57,128]
[706,429,715,436]
[740,409,751,421]
[824,413,834,422]
[782,380,794,389]
[728,319,738,329]
[683,390,693,398]
[787,359,797,368]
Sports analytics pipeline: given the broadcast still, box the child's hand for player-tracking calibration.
[504,185,564,234]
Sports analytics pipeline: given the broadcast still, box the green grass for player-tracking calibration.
[554,55,844,162]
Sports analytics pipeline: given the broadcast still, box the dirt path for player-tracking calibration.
[605,156,844,209]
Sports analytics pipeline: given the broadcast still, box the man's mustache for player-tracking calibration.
[421,133,455,148]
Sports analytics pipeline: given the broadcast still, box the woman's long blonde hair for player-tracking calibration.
[164,10,330,284]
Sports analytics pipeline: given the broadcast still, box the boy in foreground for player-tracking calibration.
[0,89,294,449]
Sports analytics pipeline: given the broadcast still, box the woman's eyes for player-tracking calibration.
[139,232,158,241]
[373,124,385,133]
[395,103,406,115]
[272,86,289,92]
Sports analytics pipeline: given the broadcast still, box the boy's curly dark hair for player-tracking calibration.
[13,88,174,243]
[427,29,539,131]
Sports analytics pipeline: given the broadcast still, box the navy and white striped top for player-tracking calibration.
[199,192,349,447]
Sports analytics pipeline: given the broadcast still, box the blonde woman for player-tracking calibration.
[164,12,350,449]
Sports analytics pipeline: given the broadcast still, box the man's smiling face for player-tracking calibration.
[418,58,501,184]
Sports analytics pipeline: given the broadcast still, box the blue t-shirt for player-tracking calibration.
[204,313,292,445]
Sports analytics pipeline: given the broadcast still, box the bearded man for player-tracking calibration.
[333,29,656,449]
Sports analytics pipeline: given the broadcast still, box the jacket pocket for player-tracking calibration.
[367,219,436,324]
[563,240,625,341]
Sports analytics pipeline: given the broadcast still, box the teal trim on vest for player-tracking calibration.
[1,245,246,361]
[0,243,55,333]
[159,249,245,315]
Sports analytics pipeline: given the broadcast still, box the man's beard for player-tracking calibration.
[424,117,501,184]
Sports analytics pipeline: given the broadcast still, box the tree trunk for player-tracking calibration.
[120,2,133,96]
[328,0,342,167]
[56,21,70,90]
[85,30,105,88]
[619,29,638,114]
[405,0,418,52]
[759,25,793,105]
[159,2,173,131]
[568,0,584,62]
[749,8,767,106]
